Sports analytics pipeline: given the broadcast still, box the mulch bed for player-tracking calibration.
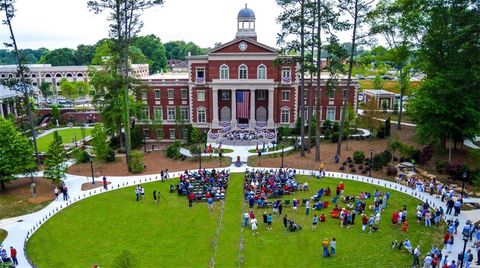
[1,177,56,204]
[81,182,111,191]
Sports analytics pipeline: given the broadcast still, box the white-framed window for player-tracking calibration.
[168,89,174,99]
[257,90,266,100]
[181,107,189,121]
[156,129,163,140]
[281,67,291,81]
[197,108,206,123]
[142,108,149,120]
[257,64,267,79]
[154,89,161,100]
[282,90,290,101]
[169,129,176,139]
[239,64,248,79]
[181,89,188,99]
[143,129,149,138]
[327,107,336,121]
[196,67,205,78]
[154,107,162,121]
[220,65,229,79]
[167,107,176,121]
[197,90,205,101]
[281,108,290,123]
[141,91,147,100]
[221,90,230,100]
[182,129,189,140]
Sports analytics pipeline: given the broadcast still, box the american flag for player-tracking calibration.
[236,91,250,119]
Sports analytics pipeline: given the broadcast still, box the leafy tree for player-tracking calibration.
[363,98,381,134]
[129,150,144,173]
[51,105,60,124]
[91,124,111,161]
[373,74,384,89]
[133,34,168,73]
[44,131,67,183]
[164,40,207,60]
[0,0,40,165]
[39,48,77,66]
[371,153,385,171]
[190,127,206,145]
[343,104,356,149]
[59,79,78,105]
[335,0,374,157]
[74,44,96,65]
[39,81,51,101]
[408,0,480,153]
[0,118,35,190]
[88,0,164,170]
[353,150,365,164]
[385,117,391,137]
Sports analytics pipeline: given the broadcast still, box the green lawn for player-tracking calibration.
[0,229,7,243]
[27,174,443,267]
[37,128,92,152]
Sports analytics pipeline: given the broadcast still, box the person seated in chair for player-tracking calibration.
[314,201,324,210]
[403,239,413,253]
[0,247,11,263]
[319,214,326,222]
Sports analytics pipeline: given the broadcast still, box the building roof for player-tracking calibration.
[364,89,395,96]
[146,72,189,80]
[238,4,255,19]
[207,38,277,54]
[0,84,22,100]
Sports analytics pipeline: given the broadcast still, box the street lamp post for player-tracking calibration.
[281,144,285,168]
[90,155,95,184]
[198,145,202,169]
[460,231,469,268]
[369,149,374,177]
[461,171,467,199]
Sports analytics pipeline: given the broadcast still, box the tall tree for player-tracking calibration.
[133,34,168,73]
[39,48,77,66]
[44,131,67,183]
[0,117,34,190]
[88,0,163,169]
[409,0,480,156]
[277,0,308,156]
[75,44,96,65]
[91,123,111,161]
[39,81,52,102]
[59,78,78,105]
[1,0,41,165]
[335,0,374,157]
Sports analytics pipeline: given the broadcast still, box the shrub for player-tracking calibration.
[106,148,116,162]
[382,150,392,165]
[364,166,371,171]
[348,163,355,168]
[418,144,434,164]
[166,141,182,159]
[71,148,90,163]
[392,156,398,162]
[445,162,468,178]
[377,125,386,139]
[353,151,365,164]
[331,132,339,143]
[372,153,385,171]
[322,119,332,130]
[350,167,357,173]
[436,160,448,173]
[339,165,346,171]
[129,150,144,174]
[333,122,340,132]
[386,166,398,176]
[361,169,368,174]
[358,165,364,170]
[342,161,347,166]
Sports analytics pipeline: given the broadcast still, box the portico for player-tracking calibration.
[211,82,275,129]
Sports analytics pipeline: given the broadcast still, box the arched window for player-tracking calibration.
[45,73,52,78]
[1,74,5,78]
[220,65,229,79]
[77,73,84,77]
[238,64,248,79]
[31,74,37,78]
[66,73,73,77]
[55,73,62,78]
[257,64,267,79]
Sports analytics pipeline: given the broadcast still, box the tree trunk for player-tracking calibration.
[123,0,132,170]
[1,180,5,191]
[299,0,306,157]
[397,68,404,130]
[314,0,322,162]
[335,0,358,158]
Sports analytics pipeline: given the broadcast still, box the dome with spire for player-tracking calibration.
[237,4,255,19]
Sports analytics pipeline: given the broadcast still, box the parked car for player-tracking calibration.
[355,74,366,80]
[366,75,375,80]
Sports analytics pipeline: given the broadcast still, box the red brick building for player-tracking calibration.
[139,5,358,140]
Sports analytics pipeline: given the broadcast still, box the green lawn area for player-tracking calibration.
[27,174,443,267]
[0,193,52,220]
[37,128,92,152]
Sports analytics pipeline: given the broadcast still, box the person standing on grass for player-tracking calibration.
[283,215,288,229]
[243,212,249,227]
[402,220,408,235]
[208,197,214,212]
[306,200,310,216]
[135,186,141,201]
[312,215,318,230]
[330,238,336,256]
[413,245,421,267]
[361,214,368,232]
[263,212,268,227]
[293,198,298,212]
[251,216,259,235]
[9,246,17,266]
[153,190,158,205]
[322,238,330,257]
[267,214,273,230]
[279,202,283,215]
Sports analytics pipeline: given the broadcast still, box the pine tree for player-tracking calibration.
[44,131,67,183]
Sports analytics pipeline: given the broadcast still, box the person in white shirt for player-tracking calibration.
[251,217,259,235]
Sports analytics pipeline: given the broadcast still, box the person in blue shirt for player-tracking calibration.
[267,214,273,230]
[312,215,318,230]
[208,197,214,212]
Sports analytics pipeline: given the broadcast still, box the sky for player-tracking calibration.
[0,0,353,50]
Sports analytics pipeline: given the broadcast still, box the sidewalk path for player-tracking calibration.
[1,164,478,267]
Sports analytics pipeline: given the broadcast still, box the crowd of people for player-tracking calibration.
[0,244,17,267]
[173,169,230,207]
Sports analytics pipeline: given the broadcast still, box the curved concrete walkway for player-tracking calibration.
[1,158,478,267]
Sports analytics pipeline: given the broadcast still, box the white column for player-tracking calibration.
[268,88,274,126]
[249,89,256,126]
[6,101,10,115]
[231,89,237,125]
[0,102,4,118]
[212,88,219,127]
[12,102,17,117]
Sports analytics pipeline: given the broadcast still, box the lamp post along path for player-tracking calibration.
[90,156,95,184]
